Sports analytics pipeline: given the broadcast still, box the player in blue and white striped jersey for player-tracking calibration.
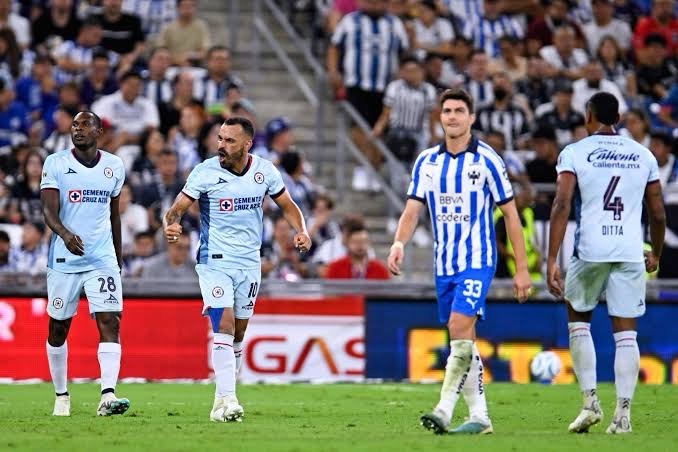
[388,88,531,435]
[162,116,310,423]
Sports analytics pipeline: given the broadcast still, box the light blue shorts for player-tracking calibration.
[195,264,261,319]
[564,257,646,318]
[46,267,123,320]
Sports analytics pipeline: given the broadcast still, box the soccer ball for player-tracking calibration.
[530,351,562,383]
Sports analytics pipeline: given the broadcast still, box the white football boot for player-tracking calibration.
[52,395,70,416]
[568,400,603,433]
[96,392,130,416]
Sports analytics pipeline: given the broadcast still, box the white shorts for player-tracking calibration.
[564,257,646,318]
[47,267,123,320]
[196,264,261,319]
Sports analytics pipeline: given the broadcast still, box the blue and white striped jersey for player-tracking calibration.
[556,133,659,263]
[331,11,408,92]
[461,16,524,58]
[408,137,513,276]
[182,154,286,269]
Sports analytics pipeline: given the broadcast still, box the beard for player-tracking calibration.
[218,146,246,169]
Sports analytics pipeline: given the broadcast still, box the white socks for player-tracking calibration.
[435,339,473,421]
[462,343,489,423]
[98,342,121,393]
[234,341,244,375]
[212,333,236,398]
[568,322,598,406]
[613,330,639,420]
[46,341,68,395]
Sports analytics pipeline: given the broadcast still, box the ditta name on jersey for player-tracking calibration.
[68,188,112,204]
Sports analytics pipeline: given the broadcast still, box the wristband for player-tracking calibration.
[391,241,404,251]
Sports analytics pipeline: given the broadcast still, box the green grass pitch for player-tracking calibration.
[1,383,676,451]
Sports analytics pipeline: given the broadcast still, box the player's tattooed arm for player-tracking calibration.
[41,188,84,256]
[163,192,194,243]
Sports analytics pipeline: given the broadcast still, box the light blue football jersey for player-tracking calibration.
[40,149,125,273]
[556,133,660,263]
[182,154,285,269]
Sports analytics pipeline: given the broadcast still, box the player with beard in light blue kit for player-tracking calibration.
[548,92,666,434]
[163,116,311,423]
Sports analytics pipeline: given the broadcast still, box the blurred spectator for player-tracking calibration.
[324,222,389,279]
[8,221,47,274]
[407,0,455,60]
[461,0,524,59]
[463,50,494,110]
[535,78,585,148]
[482,129,527,182]
[649,131,678,199]
[539,25,589,81]
[123,229,156,276]
[119,182,149,255]
[311,212,374,278]
[372,55,437,163]
[515,56,553,113]
[318,0,357,34]
[613,0,646,29]
[142,46,172,105]
[252,116,294,164]
[53,16,114,83]
[473,71,530,150]
[134,148,183,230]
[32,0,82,55]
[130,128,165,187]
[43,104,76,154]
[142,232,195,278]
[228,98,262,149]
[122,0,176,38]
[0,78,30,149]
[92,70,160,168]
[572,61,628,115]
[195,45,243,111]
[635,34,677,101]
[0,228,9,271]
[158,69,196,135]
[583,0,632,54]
[169,102,204,177]
[0,28,22,85]
[15,54,58,127]
[279,150,315,217]
[526,0,585,56]
[8,150,42,224]
[56,80,81,112]
[306,192,340,250]
[632,0,678,57]
[620,107,652,147]
[526,124,559,184]
[658,83,678,131]
[96,0,145,73]
[423,53,452,93]
[261,214,309,281]
[0,0,31,49]
[196,117,220,160]
[596,35,637,100]
[489,36,527,83]
[156,0,210,66]
[0,180,9,220]
[80,48,119,107]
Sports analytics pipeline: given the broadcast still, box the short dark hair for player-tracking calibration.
[340,213,365,232]
[346,222,367,238]
[280,150,302,174]
[91,47,109,61]
[439,88,474,113]
[77,110,102,128]
[313,192,334,210]
[119,70,142,83]
[585,92,619,126]
[0,230,9,242]
[207,45,230,59]
[224,116,254,138]
[650,131,673,147]
[149,46,170,59]
[400,54,421,67]
[644,33,667,47]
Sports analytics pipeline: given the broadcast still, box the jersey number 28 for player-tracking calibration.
[603,176,624,221]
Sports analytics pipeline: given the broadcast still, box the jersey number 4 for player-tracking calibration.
[603,176,624,221]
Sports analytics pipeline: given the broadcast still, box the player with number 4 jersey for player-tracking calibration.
[163,117,311,423]
[548,92,666,434]
[40,111,130,418]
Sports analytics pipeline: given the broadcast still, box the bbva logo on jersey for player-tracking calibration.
[219,198,234,212]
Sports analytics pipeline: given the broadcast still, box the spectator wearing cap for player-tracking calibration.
[571,61,628,116]
[649,131,678,202]
[156,0,211,66]
[194,46,244,110]
[95,0,145,74]
[583,0,632,55]
[461,0,524,59]
[535,78,585,148]
[539,25,589,81]
[32,0,82,55]
[43,105,76,154]
[407,0,455,60]
[7,221,47,274]
[324,223,389,280]
[526,125,559,185]
[8,150,43,224]
[0,229,10,271]
[142,47,173,106]
[92,70,160,170]
[0,0,30,49]
[0,78,30,150]
[80,48,119,107]
[633,0,678,57]
[526,0,586,57]
[252,116,295,165]
[14,54,59,129]
[635,33,678,101]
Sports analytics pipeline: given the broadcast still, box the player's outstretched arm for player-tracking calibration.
[41,188,84,256]
[547,172,576,298]
[110,195,123,270]
[163,192,194,244]
[272,190,311,253]
[498,199,532,302]
[387,199,423,275]
[644,181,666,273]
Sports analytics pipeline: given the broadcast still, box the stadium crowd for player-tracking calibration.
[1,0,677,279]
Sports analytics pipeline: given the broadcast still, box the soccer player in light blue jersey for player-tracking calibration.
[40,111,130,417]
[163,116,311,423]
[388,88,532,435]
[547,92,666,434]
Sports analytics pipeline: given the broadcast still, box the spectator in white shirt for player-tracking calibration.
[0,0,30,49]
[9,222,47,274]
[571,61,628,115]
[540,25,589,81]
[119,183,149,256]
[407,0,455,59]
[582,0,632,55]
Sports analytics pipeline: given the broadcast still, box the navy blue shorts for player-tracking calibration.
[435,267,495,323]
